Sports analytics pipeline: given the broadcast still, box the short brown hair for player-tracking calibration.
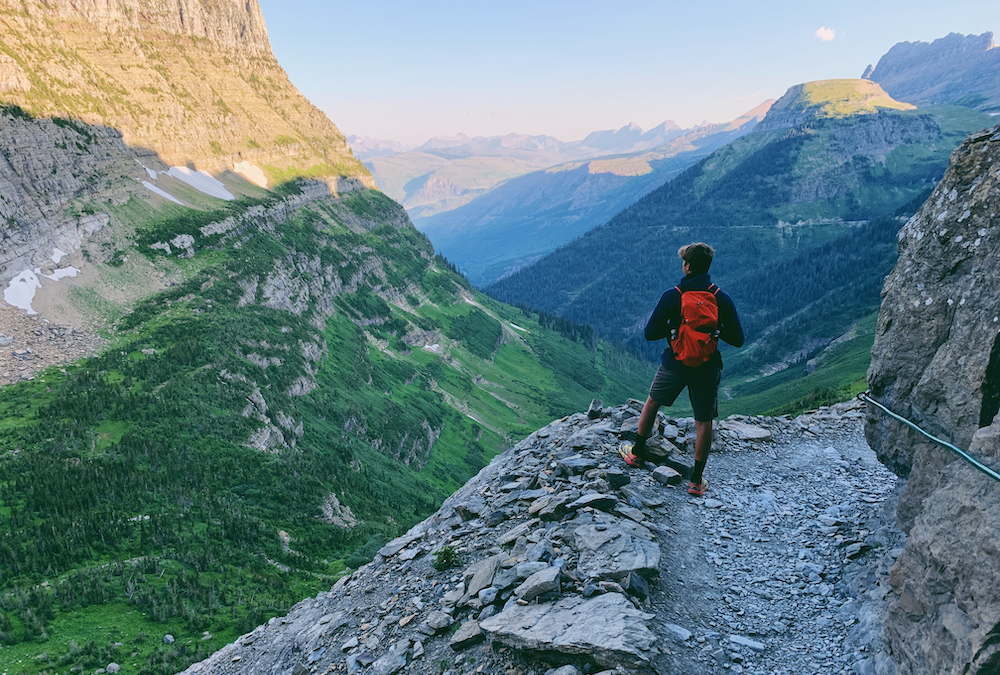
[678,242,714,275]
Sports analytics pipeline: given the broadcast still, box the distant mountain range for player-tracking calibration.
[354,121,696,221]
[413,102,774,286]
[347,135,413,160]
[863,32,1000,113]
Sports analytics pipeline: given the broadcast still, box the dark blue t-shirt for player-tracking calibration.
[644,272,745,370]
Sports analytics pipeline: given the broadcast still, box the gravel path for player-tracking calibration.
[639,407,902,674]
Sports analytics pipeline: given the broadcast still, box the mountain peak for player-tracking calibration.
[755,79,915,132]
[864,32,1000,112]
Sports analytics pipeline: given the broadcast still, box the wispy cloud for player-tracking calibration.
[815,26,836,42]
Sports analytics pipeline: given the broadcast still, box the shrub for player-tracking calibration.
[432,545,459,572]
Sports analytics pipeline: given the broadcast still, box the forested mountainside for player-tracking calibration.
[863,31,1000,113]
[0,2,657,672]
[488,80,995,413]
[414,102,773,287]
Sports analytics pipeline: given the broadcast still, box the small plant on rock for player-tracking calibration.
[432,545,459,572]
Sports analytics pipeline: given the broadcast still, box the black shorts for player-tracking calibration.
[648,363,721,422]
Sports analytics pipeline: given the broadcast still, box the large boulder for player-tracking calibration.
[866,122,1000,674]
[867,122,1000,528]
[479,593,656,668]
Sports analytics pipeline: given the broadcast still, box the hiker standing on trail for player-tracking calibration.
[619,242,744,496]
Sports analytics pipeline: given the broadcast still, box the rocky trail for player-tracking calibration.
[182,399,903,675]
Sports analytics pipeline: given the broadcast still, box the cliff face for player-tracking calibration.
[864,32,1000,113]
[0,0,365,178]
[0,0,373,298]
[866,122,1000,674]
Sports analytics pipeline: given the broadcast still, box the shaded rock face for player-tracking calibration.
[866,122,1000,674]
[863,32,1000,113]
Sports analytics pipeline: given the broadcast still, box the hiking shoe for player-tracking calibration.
[618,442,644,468]
[688,478,708,497]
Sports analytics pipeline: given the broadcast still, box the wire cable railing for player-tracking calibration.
[858,390,1000,483]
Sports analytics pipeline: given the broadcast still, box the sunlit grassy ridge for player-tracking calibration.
[773,79,916,118]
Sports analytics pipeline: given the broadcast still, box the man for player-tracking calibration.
[619,242,744,496]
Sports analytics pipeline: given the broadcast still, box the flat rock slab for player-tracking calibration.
[371,640,409,675]
[498,518,540,546]
[556,455,601,476]
[378,532,423,559]
[569,493,618,511]
[652,466,682,486]
[574,523,660,580]
[480,593,656,668]
[515,566,561,601]
[729,634,766,651]
[461,554,503,605]
[722,421,773,441]
[450,620,485,650]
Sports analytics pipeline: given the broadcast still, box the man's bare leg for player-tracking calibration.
[621,396,661,466]
[690,419,712,489]
[694,420,712,463]
[637,396,661,438]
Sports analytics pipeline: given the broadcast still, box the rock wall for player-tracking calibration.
[866,122,1000,674]
[16,0,274,58]
[0,0,367,176]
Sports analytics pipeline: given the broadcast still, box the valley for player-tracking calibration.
[1,3,999,674]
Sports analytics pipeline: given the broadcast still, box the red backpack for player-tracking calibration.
[670,284,720,367]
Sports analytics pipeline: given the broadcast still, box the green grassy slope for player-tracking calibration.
[0,189,654,674]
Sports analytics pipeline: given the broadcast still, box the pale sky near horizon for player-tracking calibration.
[257,1,1000,146]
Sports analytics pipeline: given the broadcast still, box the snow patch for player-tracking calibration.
[141,180,183,205]
[233,161,268,188]
[51,247,67,264]
[3,269,42,314]
[43,267,79,281]
[509,323,529,333]
[136,160,158,180]
[167,166,235,200]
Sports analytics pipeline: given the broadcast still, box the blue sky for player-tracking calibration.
[257,0,1000,145]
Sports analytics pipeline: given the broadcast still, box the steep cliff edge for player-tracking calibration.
[866,122,1000,674]
[180,400,896,675]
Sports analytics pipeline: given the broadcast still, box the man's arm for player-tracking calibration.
[717,292,745,348]
[644,289,680,341]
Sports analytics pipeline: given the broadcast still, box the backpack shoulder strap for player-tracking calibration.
[708,284,719,295]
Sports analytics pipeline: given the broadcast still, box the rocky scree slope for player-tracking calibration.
[183,398,903,675]
[866,121,1000,675]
